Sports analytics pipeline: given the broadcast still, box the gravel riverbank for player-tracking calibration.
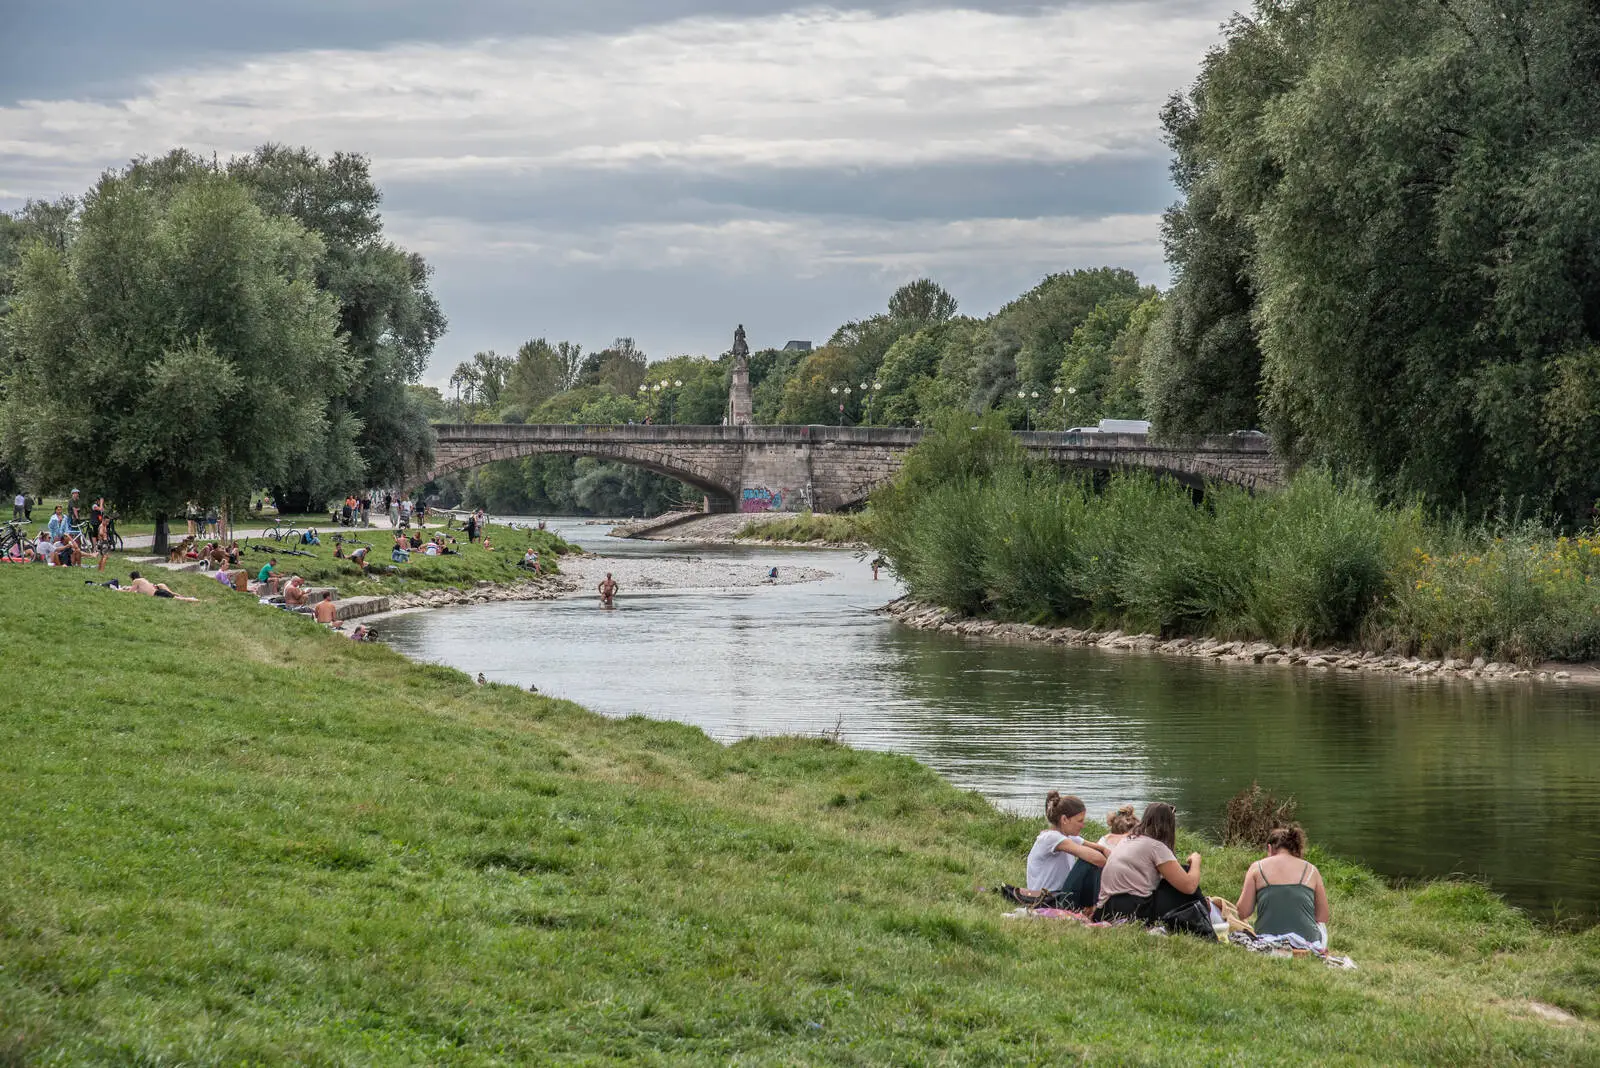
[882,597,1600,685]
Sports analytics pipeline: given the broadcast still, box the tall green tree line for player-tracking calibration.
[1145,0,1600,519]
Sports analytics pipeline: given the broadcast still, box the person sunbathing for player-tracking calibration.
[283,576,309,608]
[122,571,199,602]
[1233,824,1331,947]
[1024,791,1110,910]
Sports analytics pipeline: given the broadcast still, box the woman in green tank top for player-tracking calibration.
[1234,824,1331,946]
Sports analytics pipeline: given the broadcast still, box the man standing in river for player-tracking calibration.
[598,573,619,607]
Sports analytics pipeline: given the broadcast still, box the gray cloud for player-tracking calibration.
[1,1,1219,104]
[2,0,1234,383]
[381,156,1174,229]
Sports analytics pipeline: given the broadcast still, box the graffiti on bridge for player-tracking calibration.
[740,485,792,513]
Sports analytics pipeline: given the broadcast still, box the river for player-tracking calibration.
[380,518,1600,920]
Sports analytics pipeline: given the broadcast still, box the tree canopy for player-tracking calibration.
[1,167,350,520]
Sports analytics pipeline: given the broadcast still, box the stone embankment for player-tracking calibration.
[882,598,1597,684]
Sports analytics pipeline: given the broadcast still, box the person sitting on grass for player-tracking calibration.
[313,591,338,625]
[348,544,371,574]
[481,535,494,551]
[1233,824,1331,947]
[122,571,199,602]
[1098,804,1139,850]
[520,548,541,574]
[54,532,82,568]
[225,541,241,567]
[1095,802,1207,923]
[34,531,52,561]
[1024,791,1111,910]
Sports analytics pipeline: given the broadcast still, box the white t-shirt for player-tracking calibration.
[1026,829,1084,891]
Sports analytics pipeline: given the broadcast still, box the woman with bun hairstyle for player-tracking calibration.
[1234,824,1331,945]
[1097,805,1138,850]
[1095,802,1207,922]
[1025,791,1110,909]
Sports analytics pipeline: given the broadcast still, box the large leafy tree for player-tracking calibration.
[1153,0,1600,517]
[1,168,350,548]
[227,145,445,503]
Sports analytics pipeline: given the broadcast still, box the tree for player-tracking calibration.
[887,278,958,325]
[976,269,1146,408]
[450,351,513,419]
[227,145,445,497]
[504,338,581,415]
[1,168,350,551]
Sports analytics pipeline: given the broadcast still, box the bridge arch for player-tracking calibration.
[425,439,739,500]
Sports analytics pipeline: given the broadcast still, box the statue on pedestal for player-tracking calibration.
[727,324,754,426]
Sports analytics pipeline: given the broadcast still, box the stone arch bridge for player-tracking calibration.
[424,424,1284,513]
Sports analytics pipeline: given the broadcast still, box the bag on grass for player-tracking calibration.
[1158,899,1216,939]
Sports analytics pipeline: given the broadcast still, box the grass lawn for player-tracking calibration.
[1,564,1596,1064]
[148,521,575,598]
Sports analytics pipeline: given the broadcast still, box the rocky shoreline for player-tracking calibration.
[882,597,1600,685]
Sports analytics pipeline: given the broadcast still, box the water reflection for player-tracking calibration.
[380,518,1600,918]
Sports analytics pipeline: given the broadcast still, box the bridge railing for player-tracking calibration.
[430,423,1273,455]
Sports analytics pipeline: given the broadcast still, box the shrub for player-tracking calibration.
[1223,783,1299,848]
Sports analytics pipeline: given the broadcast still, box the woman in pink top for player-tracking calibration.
[1095,802,1207,922]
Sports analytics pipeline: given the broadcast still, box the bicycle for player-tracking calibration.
[0,521,28,558]
[260,518,301,543]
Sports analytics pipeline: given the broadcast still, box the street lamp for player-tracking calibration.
[1016,387,1042,431]
[859,381,883,425]
[829,383,854,426]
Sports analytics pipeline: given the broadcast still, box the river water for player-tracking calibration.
[380,518,1600,920]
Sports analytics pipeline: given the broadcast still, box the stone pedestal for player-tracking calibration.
[728,357,753,426]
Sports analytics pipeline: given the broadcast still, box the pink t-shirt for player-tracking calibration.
[1096,835,1178,906]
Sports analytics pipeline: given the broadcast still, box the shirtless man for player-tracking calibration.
[283,576,309,608]
[598,572,619,607]
[124,571,199,602]
[313,591,338,624]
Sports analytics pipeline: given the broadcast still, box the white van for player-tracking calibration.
[1097,419,1151,435]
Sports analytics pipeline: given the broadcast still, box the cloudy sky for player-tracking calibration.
[1,0,1238,385]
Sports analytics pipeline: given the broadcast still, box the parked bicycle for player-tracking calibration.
[260,518,301,543]
[0,521,28,558]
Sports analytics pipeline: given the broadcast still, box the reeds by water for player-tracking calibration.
[873,420,1600,663]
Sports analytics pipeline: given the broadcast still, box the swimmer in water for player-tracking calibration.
[598,572,619,606]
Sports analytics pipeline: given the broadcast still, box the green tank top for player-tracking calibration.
[1255,862,1319,941]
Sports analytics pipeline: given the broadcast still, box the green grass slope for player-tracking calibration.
[1,565,1595,1065]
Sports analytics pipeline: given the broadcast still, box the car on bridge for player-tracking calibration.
[1065,419,1152,435]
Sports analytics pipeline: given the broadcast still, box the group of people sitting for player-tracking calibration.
[391,530,460,563]
[1025,793,1331,947]
[5,526,95,569]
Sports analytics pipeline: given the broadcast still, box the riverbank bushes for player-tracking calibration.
[872,419,1600,663]
[3,564,1598,1062]
[735,510,872,545]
